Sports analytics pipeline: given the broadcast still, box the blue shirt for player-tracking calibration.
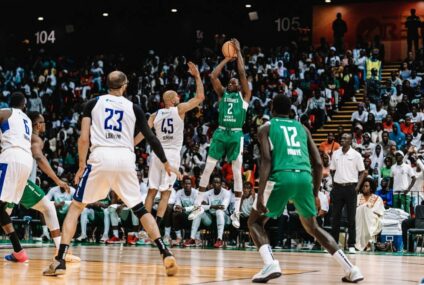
[375,188,393,207]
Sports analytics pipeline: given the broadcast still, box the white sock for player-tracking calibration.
[333,249,354,273]
[195,192,205,206]
[195,231,201,240]
[42,225,49,236]
[53,236,61,249]
[259,244,274,265]
[175,230,182,239]
[113,230,119,237]
[164,227,171,237]
[234,197,242,213]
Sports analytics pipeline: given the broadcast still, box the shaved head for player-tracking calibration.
[163,90,179,106]
[107,71,128,90]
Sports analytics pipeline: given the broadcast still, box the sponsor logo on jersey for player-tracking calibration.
[106,132,122,139]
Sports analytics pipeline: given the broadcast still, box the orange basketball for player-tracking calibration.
[221,41,237,58]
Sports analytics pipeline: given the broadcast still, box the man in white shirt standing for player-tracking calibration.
[330,133,366,254]
[390,151,416,214]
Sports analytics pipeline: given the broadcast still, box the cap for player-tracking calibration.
[330,46,336,51]
[395,150,404,157]
[363,132,371,137]
[355,124,363,130]
[262,115,270,121]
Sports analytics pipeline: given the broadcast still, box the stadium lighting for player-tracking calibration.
[171,8,178,13]
[37,17,44,21]
[245,4,252,8]
[102,12,109,17]
[325,0,331,2]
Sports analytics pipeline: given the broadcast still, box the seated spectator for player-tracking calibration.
[390,71,403,88]
[306,89,327,130]
[380,80,396,104]
[362,133,376,156]
[411,124,422,149]
[239,182,254,227]
[46,179,76,224]
[401,202,424,252]
[371,121,383,143]
[399,62,411,80]
[319,132,340,157]
[191,176,231,248]
[76,199,110,243]
[352,124,364,149]
[370,144,384,169]
[376,177,394,208]
[390,122,406,149]
[407,70,422,89]
[407,105,424,123]
[400,115,414,135]
[381,131,396,155]
[355,177,385,251]
[383,114,394,132]
[365,68,381,103]
[351,103,368,125]
[391,151,416,214]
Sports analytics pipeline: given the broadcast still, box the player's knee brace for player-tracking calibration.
[132,202,148,219]
[0,202,12,226]
[199,157,218,187]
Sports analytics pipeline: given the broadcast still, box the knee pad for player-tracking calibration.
[132,202,148,219]
[199,157,218,187]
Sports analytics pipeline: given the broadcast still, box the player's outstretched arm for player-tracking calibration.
[256,123,271,214]
[304,126,323,197]
[75,117,91,185]
[232,38,251,103]
[211,57,232,99]
[178,62,205,116]
[31,134,70,192]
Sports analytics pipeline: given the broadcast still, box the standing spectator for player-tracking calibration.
[330,133,366,253]
[364,68,381,103]
[332,13,347,52]
[365,50,382,81]
[405,9,421,54]
[319,132,340,157]
[390,151,416,214]
[380,156,394,180]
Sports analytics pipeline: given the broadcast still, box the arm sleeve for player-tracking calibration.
[133,104,167,163]
[82,98,98,118]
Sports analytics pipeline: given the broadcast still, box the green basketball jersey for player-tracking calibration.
[269,117,311,173]
[218,91,248,129]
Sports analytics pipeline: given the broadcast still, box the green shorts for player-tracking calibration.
[19,180,45,209]
[208,129,243,162]
[263,171,317,219]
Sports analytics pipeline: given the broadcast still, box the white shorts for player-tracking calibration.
[148,149,180,191]
[73,148,142,208]
[0,148,33,204]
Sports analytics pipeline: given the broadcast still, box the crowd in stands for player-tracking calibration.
[1,30,424,251]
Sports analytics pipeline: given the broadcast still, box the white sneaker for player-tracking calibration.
[352,96,357,102]
[76,235,87,242]
[230,212,240,229]
[342,266,364,283]
[100,236,108,243]
[188,206,204,220]
[348,247,356,254]
[252,260,282,283]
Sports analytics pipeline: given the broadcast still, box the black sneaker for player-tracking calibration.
[43,258,66,276]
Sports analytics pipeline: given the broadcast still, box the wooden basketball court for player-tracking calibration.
[0,245,423,284]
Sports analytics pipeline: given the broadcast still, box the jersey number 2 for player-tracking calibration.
[281,126,300,147]
[104,108,124,132]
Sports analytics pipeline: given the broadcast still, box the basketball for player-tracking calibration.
[222,41,237,58]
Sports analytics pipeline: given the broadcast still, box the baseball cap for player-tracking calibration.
[395,150,404,157]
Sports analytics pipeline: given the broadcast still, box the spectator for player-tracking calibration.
[365,50,382,80]
[390,71,403,87]
[76,199,110,243]
[363,113,376,133]
[383,114,394,132]
[405,9,421,54]
[365,68,381,103]
[319,132,340,157]
[322,153,333,192]
[389,122,406,149]
[239,182,255,228]
[332,13,347,52]
[376,177,394,208]
[351,103,368,125]
[411,124,422,149]
[370,144,384,169]
[407,105,424,123]
[306,89,327,130]
[355,177,385,251]
[330,133,366,254]
[390,151,416,214]
[401,115,414,135]
[371,121,383,143]
[399,62,412,80]
[45,180,76,224]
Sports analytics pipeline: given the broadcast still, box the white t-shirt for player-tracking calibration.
[330,148,365,184]
[391,163,415,193]
[174,188,198,209]
[46,186,76,214]
[371,109,388,122]
[318,191,329,212]
[202,189,230,214]
[351,111,368,123]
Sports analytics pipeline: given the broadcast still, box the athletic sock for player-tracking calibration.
[332,249,354,273]
[194,192,205,206]
[8,232,23,253]
[175,230,182,239]
[154,238,168,255]
[259,244,274,265]
[113,230,119,237]
[234,197,242,213]
[53,236,61,249]
[56,244,69,261]
[42,225,49,236]
[156,216,162,227]
[164,227,171,237]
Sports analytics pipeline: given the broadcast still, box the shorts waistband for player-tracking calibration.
[279,169,309,173]
[218,126,242,131]
[334,182,357,187]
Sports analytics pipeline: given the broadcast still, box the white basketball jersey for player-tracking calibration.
[153,107,184,151]
[0,108,32,154]
[90,95,136,152]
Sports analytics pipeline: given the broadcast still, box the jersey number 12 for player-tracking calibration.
[281,126,300,147]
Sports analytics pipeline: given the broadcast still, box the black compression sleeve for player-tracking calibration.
[82,98,99,118]
[133,105,167,163]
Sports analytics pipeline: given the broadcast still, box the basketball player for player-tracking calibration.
[44,71,178,276]
[142,62,204,238]
[248,94,363,283]
[189,38,251,229]
[0,92,33,263]
[5,112,80,263]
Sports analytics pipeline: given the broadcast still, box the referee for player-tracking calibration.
[330,133,366,253]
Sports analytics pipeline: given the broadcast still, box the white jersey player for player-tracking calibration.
[44,71,178,277]
[139,62,205,245]
[0,92,33,262]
